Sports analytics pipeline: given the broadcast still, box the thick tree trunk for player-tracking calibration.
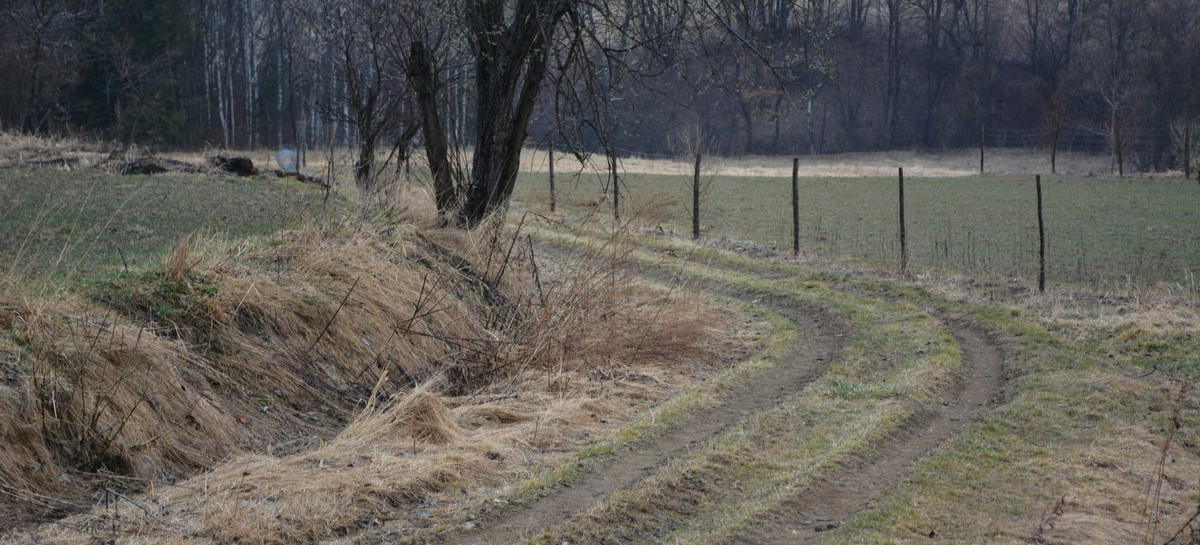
[409,0,565,228]
[409,41,456,217]
[455,0,562,228]
[355,131,378,195]
[459,46,549,227]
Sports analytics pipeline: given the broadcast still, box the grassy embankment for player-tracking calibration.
[0,154,756,543]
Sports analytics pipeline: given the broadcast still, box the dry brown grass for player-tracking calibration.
[0,294,242,513]
[516,146,1116,177]
[1027,378,1200,545]
[0,218,488,530]
[0,131,109,170]
[156,142,1116,186]
[0,210,749,543]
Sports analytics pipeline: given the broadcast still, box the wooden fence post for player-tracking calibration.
[548,141,556,213]
[979,123,985,174]
[899,167,908,272]
[1037,174,1046,293]
[692,153,702,240]
[792,158,800,255]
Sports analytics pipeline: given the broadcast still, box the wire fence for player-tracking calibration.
[514,154,1200,292]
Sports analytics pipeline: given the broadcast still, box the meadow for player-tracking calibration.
[0,167,338,283]
[5,148,1197,292]
[513,168,1200,290]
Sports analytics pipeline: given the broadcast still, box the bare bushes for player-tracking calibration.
[420,215,721,395]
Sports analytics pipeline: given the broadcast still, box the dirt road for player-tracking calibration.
[421,248,1008,545]
[441,291,848,545]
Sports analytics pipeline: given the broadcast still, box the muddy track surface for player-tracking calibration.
[728,314,1007,544]
[430,274,850,545]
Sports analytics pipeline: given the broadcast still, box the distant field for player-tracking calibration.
[513,169,1200,289]
[0,167,337,283]
[3,151,1195,290]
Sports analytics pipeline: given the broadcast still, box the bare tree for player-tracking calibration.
[3,0,78,134]
[1090,0,1141,176]
[883,0,905,147]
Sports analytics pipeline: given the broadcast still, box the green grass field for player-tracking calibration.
[513,170,1200,289]
[4,161,1197,291]
[0,167,338,284]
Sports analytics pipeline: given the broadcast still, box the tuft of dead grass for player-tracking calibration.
[0,131,109,170]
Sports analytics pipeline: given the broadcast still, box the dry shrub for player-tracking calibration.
[512,233,720,378]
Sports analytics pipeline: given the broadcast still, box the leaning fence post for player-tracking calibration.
[1037,174,1046,293]
[692,153,702,240]
[899,167,908,272]
[792,158,800,255]
[548,141,557,213]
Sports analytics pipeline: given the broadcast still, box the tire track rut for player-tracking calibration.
[658,251,1011,543]
[429,242,1009,545]
[433,279,849,545]
[728,314,1007,544]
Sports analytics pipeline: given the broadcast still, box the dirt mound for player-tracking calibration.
[205,155,257,176]
[116,156,201,175]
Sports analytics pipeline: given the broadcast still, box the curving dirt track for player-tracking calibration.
[425,248,1009,545]
[435,289,849,545]
[726,314,1007,543]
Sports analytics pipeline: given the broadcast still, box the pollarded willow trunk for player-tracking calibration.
[459,33,554,227]
[413,0,566,228]
[410,41,456,216]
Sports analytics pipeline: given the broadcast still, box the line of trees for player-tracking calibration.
[2,0,1198,222]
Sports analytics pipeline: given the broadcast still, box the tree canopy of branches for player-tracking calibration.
[2,0,1199,224]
